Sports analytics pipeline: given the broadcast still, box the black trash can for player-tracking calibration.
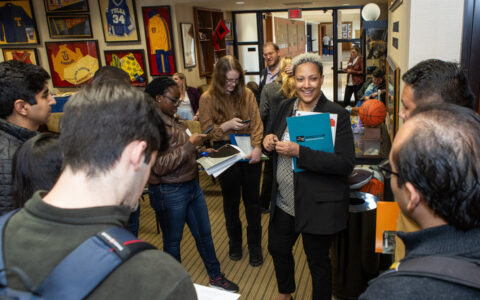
[331,192,380,299]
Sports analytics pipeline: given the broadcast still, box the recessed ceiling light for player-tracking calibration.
[236,1,245,4]
[343,3,350,5]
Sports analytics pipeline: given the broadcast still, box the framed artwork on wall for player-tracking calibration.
[47,15,92,38]
[386,56,400,140]
[98,0,139,43]
[180,23,196,68]
[389,0,403,12]
[2,48,38,64]
[43,0,89,14]
[45,40,100,87]
[142,6,176,76]
[104,49,146,86]
[0,0,39,46]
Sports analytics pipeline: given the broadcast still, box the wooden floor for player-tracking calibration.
[138,171,313,300]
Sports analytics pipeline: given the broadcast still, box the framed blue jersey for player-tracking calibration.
[98,0,139,42]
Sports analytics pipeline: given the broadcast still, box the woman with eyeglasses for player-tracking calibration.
[198,55,264,267]
[263,53,355,300]
[145,77,239,293]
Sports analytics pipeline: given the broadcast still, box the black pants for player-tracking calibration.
[218,161,262,249]
[343,84,361,107]
[260,159,273,210]
[268,206,333,300]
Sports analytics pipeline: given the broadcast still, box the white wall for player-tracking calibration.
[388,0,465,128]
[408,0,464,65]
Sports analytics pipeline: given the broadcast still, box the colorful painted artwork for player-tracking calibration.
[104,49,146,86]
[0,0,39,45]
[142,6,176,76]
[45,40,100,87]
[2,48,38,64]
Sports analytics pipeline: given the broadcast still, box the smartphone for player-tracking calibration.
[202,126,213,134]
[241,119,251,124]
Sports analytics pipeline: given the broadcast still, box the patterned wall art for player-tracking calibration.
[2,48,38,64]
[45,40,100,87]
[104,49,146,86]
[0,0,39,45]
[98,0,139,43]
[142,5,176,76]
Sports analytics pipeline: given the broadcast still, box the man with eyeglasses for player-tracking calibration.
[394,59,475,260]
[360,103,480,299]
[258,42,293,104]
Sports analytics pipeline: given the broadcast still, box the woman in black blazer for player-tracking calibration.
[263,53,355,300]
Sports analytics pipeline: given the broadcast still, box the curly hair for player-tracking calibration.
[208,55,248,123]
[275,57,295,99]
[292,53,323,76]
[392,103,480,230]
[145,76,178,98]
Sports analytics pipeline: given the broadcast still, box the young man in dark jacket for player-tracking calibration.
[0,61,55,215]
[2,82,197,299]
[360,103,480,299]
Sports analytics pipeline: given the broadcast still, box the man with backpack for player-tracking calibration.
[360,103,480,299]
[0,82,197,299]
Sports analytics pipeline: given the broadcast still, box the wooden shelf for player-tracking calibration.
[194,7,226,77]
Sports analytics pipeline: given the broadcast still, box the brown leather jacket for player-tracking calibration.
[149,113,198,185]
[346,56,364,86]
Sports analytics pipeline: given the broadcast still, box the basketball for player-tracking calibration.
[359,99,387,127]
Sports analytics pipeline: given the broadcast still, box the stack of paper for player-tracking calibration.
[194,284,240,300]
[229,134,268,161]
[197,144,245,177]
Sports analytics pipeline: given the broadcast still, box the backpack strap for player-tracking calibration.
[0,210,20,288]
[379,256,480,290]
[36,227,156,299]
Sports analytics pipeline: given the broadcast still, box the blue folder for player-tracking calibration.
[286,113,334,172]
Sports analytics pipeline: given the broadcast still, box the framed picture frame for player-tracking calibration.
[389,0,403,12]
[47,15,92,39]
[142,6,176,76]
[45,40,100,88]
[43,0,89,14]
[0,0,39,46]
[180,23,196,69]
[104,49,147,86]
[386,56,400,140]
[225,21,233,40]
[2,48,38,64]
[98,0,139,43]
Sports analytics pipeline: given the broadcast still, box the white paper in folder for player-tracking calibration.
[194,284,240,300]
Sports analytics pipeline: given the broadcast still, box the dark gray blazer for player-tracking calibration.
[266,94,355,235]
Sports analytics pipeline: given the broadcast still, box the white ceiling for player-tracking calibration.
[175,0,386,11]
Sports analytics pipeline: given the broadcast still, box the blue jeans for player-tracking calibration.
[149,179,221,279]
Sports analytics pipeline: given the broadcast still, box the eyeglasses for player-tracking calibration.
[225,78,240,84]
[157,95,181,106]
[378,164,399,179]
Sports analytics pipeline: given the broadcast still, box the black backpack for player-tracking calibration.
[0,210,155,299]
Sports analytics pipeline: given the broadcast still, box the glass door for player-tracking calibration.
[333,8,362,105]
